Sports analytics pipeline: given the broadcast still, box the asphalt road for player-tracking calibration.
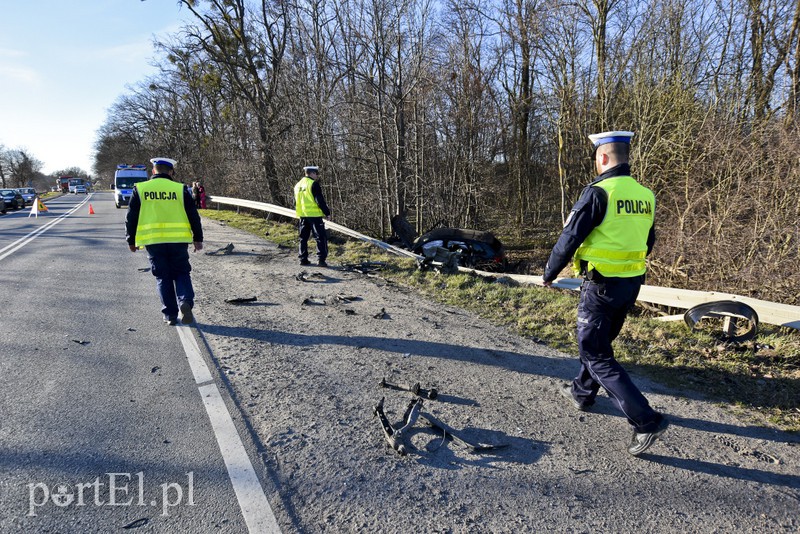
[0,193,268,532]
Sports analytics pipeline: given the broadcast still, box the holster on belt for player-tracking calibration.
[580,261,605,283]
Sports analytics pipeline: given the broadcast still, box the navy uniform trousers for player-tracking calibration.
[145,243,195,319]
[571,275,662,434]
[298,217,328,262]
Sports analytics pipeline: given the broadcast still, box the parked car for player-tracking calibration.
[0,188,25,210]
[15,187,36,204]
[411,228,507,270]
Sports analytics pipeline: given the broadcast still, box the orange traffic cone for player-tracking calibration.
[88,204,95,215]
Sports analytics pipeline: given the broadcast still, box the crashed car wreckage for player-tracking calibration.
[391,216,508,272]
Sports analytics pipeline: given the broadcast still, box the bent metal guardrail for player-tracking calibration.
[208,195,800,330]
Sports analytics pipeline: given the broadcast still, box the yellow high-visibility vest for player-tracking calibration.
[294,176,325,218]
[135,179,193,247]
[573,175,655,278]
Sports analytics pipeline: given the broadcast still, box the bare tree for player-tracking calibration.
[2,149,43,188]
[181,0,289,203]
[746,0,800,123]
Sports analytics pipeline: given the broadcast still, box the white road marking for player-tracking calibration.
[176,325,214,385]
[198,384,282,533]
[176,325,282,534]
[0,196,90,262]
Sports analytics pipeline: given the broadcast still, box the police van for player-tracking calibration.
[114,164,149,208]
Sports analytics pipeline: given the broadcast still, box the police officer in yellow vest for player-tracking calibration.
[125,157,204,326]
[294,166,331,267]
[543,131,668,456]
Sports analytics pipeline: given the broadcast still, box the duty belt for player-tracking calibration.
[580,260,606,283]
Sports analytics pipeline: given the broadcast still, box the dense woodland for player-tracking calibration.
[92,0,800,305]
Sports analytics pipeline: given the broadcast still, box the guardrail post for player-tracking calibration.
[723,316,737,338]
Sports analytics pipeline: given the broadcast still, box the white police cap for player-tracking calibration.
[303,166,319,174]
[150,157,177,169]
[588,131,634,148]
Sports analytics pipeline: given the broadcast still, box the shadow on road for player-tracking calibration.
[200,323,800,448]
[644,453,800,489]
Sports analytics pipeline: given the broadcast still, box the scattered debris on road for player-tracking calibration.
[296,271,328,282]
[380,377,438,400]
[373,390,507,456]
[225,296,258,305]
[206,243,235,256]
[418,412,508,453]
[341,261,387,275]
[373,397,424,456]
[373,308,389,319]
[122,517,149,529]
[334,294,361,303]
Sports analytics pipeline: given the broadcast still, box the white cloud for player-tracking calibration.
[88,21,184,67]
[0,64,41,86]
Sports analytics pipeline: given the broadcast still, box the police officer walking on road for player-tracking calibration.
[294,165,331,267]
[125,157,203,326]
[543,131,669,456]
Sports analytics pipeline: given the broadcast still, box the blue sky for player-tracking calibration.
[0,1,192,175]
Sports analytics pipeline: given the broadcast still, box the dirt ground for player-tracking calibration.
[189,218,799,533]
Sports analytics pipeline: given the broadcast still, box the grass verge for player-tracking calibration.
[200,209,800,432]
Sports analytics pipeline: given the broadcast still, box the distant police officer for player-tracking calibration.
[543,131,668,456]
[293,166,331,267]
[125,157,204,326]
